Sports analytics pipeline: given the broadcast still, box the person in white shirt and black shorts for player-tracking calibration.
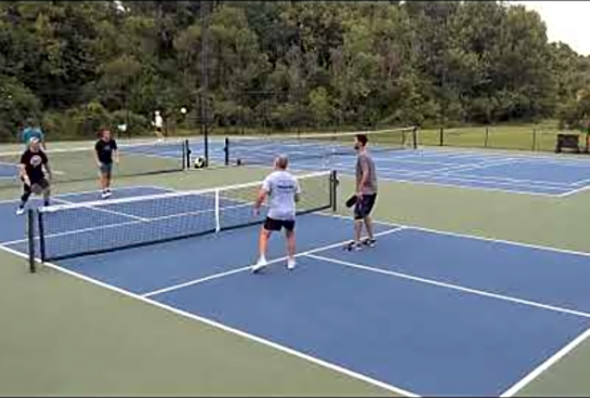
[252,154,301,273]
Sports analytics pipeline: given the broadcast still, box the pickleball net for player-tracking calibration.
[27,170,337,268]
[224,126,418,166]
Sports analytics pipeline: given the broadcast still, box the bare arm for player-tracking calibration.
[295,180,301,203]
[44,162,52,181]
[94,147,100,166]
[18,164,30,186]
[254,189,267,213]
[113,149,119,164]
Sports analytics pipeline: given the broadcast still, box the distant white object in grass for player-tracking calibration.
[117,123,127,132]
[181,107,187,114]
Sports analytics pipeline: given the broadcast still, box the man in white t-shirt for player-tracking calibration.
[252,155,301,273]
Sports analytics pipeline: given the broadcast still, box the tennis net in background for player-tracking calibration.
[224,127,418,166]
[0,140,189,188]
[29,170,337,265]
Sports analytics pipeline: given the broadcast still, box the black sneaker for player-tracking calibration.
[344,241,362,251]
[363,238,377,248]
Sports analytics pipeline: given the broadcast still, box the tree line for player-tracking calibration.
[0,1,589,142]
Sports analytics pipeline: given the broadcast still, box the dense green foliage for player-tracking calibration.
[0,1,589,141]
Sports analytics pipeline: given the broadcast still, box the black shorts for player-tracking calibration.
[23,178,50,193]
[354,193,377,220]
[156,127,162,133]
[99,162,113,176]
[263,217,295,232]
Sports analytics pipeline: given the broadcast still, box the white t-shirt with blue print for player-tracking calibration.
[262,170,301,221]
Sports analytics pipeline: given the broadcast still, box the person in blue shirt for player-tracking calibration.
[20,118,46,150]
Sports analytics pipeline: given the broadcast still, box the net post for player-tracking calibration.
[184,139,190,170]
[27,209,36,273]
[223,137,229,166]
[330,170,338,212]
[214,189,221,232]
[532,129,537,151]
[484,126,489,147]
[439,127,444,146]
[412,126,418,149]
[204,120,209,167]
[38,211,46,263]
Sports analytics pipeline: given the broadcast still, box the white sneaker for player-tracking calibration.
[251,257,267,273]
[16,206,25,215]
[287,258,296,270]
[101,191,111,199]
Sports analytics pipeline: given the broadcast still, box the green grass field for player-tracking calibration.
[1,133,590,396]
[418,120,586,153]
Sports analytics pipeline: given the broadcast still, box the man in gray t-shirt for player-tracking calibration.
[252,154,301,273]
[346,134,378,251]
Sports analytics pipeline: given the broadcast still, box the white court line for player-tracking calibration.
[431,172,574,188]
[420,145,590,164]
[385,177,565,196]
[500,326,590,397]
[54,185,172,199]
[376,173,566,196]
[324,212,590,259]
[0,185,172,206]
[52,197,148,222]
[329,154,463,167]
[440,173,573,188]
[2,218,142,247]
[141,227,406,298]
[557,185,590,198]
[571,176,590,186]
[290,165,565,197]
[307,254,590,319]
[400,158,521,177]
[0,243,417,398]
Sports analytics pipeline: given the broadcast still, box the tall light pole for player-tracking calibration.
[200,0,209,165]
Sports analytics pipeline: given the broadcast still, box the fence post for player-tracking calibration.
[223,137,230,166]
[484,126,489,147]
[439,127,444,146]
[330,170,338,212]
[532,128,536,151]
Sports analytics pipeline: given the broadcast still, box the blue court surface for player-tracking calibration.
[208,139,590,197]
[2,186,590,396]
